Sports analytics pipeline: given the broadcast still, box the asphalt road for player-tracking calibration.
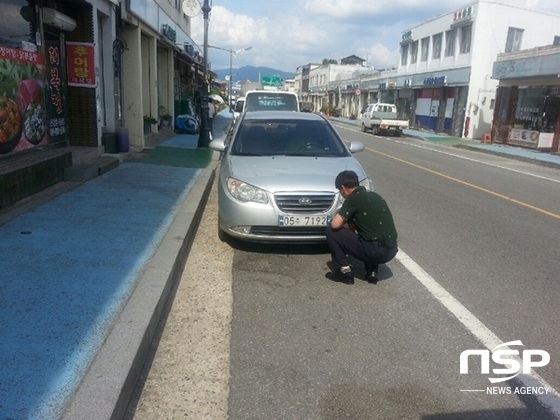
[129,125,560,419]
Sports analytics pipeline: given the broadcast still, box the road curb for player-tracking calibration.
[62,158,219,420]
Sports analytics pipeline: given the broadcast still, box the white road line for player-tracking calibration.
[395,141,560,184]
[396,249,560,417]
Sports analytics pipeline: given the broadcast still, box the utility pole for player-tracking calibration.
[197,0,212,148]
[209,45,252,111]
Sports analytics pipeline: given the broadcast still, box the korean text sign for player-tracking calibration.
[66,42,95,88]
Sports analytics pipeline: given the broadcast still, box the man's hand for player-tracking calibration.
[331,214,355,231]
[330,214,346,230]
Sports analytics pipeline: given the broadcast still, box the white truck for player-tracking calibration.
[361,103,409,136]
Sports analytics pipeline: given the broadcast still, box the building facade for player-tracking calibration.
[295,1,560,142]
[119,0,203,148]
[396,1,560,140]
[0,0,205,207]
[0,0,120,155]
[491,44,560,153]
[305,60,365,115]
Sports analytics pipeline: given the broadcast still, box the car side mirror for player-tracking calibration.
[209,139,226,152]
[348,141,365,153]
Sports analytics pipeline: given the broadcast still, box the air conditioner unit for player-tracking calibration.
[42,7,76,32]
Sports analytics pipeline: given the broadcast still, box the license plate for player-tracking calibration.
[278,215,331,227]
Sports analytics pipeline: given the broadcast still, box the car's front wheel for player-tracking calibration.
[218,226,230,242]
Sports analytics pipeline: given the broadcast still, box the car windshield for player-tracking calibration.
[230,119,350,157]
[244,93,298,112]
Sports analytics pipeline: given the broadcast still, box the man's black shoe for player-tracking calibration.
[366,270,378,284]
[326,271,354,285]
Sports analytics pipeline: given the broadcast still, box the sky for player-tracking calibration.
[189,0,560,74]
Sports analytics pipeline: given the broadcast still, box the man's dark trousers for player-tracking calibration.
[326,225,398,272]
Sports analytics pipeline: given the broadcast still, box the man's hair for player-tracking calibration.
[335,170,359,189]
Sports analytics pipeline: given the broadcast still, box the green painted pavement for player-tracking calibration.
[131,146,213,168]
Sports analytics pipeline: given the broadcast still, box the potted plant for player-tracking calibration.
[158,106,173,127]
[143,115,158,133]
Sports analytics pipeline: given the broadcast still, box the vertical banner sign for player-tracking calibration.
[45,40,67,144]
[66,42,96,88]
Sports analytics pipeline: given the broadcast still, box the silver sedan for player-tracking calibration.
[210,111,373,243]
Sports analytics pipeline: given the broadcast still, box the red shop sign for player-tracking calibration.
[66,42,96,88]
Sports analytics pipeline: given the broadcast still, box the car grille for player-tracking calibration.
[274,193,335,214]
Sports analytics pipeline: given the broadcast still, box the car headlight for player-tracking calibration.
[227,178,269,204]
[360,177,374,191]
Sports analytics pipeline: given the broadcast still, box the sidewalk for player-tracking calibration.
[0,110,231,419]
[330,116,560,169]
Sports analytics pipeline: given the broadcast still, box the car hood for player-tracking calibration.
[224,155,367,193]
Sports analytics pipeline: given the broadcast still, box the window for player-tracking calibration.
[401,44,409,65]
[460,24,472,54]
[421,37,429,61]
[0,0,36,47]
[432,33,442,59]
[445,29,456,57]
[505,27,523,52]
[410,41,418,64]
[553,36,560,45]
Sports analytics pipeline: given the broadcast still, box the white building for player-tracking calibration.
[305,61,366,114]
[396,0,560,139]
[295,1,560,140]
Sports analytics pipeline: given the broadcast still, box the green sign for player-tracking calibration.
[262,75,282,87]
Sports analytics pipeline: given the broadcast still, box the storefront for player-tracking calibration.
[1,0,118,158]
[492,45,560,153]
[399,70,469,137]
[174,47,203,122]
[0,0,123,207]
[120,0,202,147]
[1,1,68,157]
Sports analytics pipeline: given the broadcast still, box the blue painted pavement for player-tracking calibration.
[0,163,200,418]
[0,110,232,419]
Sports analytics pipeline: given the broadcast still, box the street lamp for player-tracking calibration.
[198,0,212,148]
[208,45,252,109]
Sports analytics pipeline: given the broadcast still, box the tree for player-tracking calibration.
[322,58,338,65]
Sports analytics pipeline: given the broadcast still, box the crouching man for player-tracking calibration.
[326,170,398,285]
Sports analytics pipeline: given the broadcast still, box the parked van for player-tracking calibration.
[244,90,299,113]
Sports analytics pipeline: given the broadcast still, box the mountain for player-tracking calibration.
[213,65,296,83]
